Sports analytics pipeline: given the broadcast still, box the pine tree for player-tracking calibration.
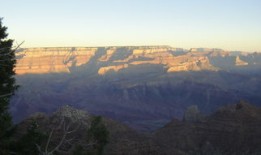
[87,116,109,155]
[13,120,46,155]
[0,18,17,154]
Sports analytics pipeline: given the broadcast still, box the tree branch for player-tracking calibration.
[49,128,67,154]
[45,129,54,153]
[0,93,12,98]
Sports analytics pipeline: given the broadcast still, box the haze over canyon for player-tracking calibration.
[11,46,261,131]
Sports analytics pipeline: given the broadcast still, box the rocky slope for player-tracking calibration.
[153,101,261,154]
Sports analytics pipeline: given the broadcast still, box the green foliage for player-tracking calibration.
[88,116,109,146]
[87,116,109,155]
[72,116,109,155]
[0,17,17,155]
[12,120,47,155]
[72,145,86,155]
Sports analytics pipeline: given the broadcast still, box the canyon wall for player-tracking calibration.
[15,47,261,75]
[11,46,261,131]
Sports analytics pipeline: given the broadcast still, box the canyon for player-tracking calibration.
[11,46,261,131]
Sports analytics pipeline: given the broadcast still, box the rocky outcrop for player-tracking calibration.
[235,56,248,66]
[133,47,170,55]
[98,64,128,75]
[98,48,117,61]
[167,56,217,72]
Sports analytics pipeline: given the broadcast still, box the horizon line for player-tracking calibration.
[19,45,261,53]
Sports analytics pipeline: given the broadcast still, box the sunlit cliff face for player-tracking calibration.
[15,47,97,74]
[15,47,256,75]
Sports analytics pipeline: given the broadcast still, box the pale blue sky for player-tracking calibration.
[1,0,261,51]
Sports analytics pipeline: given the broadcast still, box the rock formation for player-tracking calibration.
[16,46,257,75]
[235,56,248,66]
[15,47,97,74]
[98,64,128,75]
[15,46,260,75]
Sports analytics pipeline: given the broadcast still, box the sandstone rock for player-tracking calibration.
[98,64,128,75]
[15,47,98,74]
[15,46,260,76]
[99,48,117,61]
[235,56,248,66]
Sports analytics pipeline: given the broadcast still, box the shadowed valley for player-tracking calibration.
[11,46,261,131]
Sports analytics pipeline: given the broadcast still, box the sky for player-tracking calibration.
[1,0,261,51]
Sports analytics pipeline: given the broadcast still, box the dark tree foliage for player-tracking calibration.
[0,18,18,154]
[87,116,109,155]
[12,120,47,155]
[73,116,109,155]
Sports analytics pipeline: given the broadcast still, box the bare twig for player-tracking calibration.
[13,41,25,52]
[44,129,54,153]
[0,41,24,53]
[0,93,12,98]
[49,130,67,154]
[35,106,90,155]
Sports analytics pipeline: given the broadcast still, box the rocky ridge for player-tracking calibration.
[15,46,261,75]
[153,101,261,154]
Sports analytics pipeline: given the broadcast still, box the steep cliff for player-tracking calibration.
[15,47,261,75]
[15,47,98,74]
[16,46,219,75]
